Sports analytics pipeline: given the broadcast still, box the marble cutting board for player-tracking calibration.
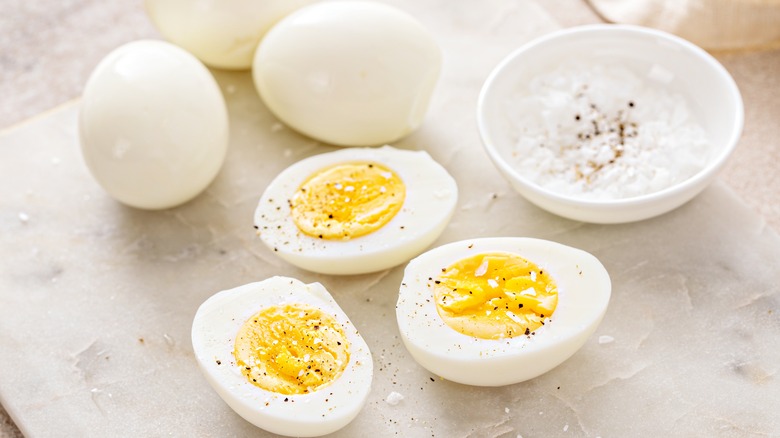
[1,1,778,436]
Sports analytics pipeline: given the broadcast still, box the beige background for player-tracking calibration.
[1,0,778,436]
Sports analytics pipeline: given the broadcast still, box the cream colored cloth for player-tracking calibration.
[589,0,780,50]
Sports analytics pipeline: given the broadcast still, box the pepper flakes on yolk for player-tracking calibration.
[433,252,558,339]
[289,162,405,240]
[234,303,350,395]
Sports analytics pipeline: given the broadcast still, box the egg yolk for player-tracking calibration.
[234,303,350,395]
[433,252,558,339]
[290,162,405,240]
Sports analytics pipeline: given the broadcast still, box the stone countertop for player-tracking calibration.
[1,1,779,437]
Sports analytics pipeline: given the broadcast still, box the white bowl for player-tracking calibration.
[477,24,743,224]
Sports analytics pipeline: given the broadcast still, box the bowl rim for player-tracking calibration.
[476,23,745,209]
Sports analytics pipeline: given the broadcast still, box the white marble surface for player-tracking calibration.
[2,1,780,437]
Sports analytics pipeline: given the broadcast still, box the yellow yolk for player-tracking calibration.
[433,252,558,339]
[233,303,350,395]
[290,162,405,240]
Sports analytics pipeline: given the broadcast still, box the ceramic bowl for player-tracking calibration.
[477,24,743,224]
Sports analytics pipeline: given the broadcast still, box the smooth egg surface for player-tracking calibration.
[396,237,611,386]
[145,0,316,70]
[191,276,373,437]
[254,146,458,275]
[252,1,441,146]
[79,40,228,210]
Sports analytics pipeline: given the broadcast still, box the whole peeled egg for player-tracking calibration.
[192,276,373,437]
[396,237,611,386]
[252,1,442,147]
[144,0,316,70]
[79,40,228,210]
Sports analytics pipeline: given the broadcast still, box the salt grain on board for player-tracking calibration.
[385,391,404,406]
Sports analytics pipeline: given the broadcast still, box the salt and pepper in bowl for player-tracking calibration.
[477,24,743,224]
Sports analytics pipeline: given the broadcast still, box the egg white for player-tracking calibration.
[396,237,611,386]
[145,0,316,70]
[79,40,228,210]
[252,1,441,146]
[191,277,373,437]
[254,146,458,275]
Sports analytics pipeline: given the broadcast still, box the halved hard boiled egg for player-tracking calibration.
[191,277,373,437]
[254,146,458,275]
[396,237,611,386]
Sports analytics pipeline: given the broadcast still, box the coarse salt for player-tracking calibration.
[474,259,489,277]
[385,391,404,406]
[506,62,710,199]
[598,335,615,344]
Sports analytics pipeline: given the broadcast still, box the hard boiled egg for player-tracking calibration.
[254,146,457,275]
[192,276,373,437]
[145,0,316,70]
[79,40,228,210]
[252,1,442,146]
[396,237,611,386]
